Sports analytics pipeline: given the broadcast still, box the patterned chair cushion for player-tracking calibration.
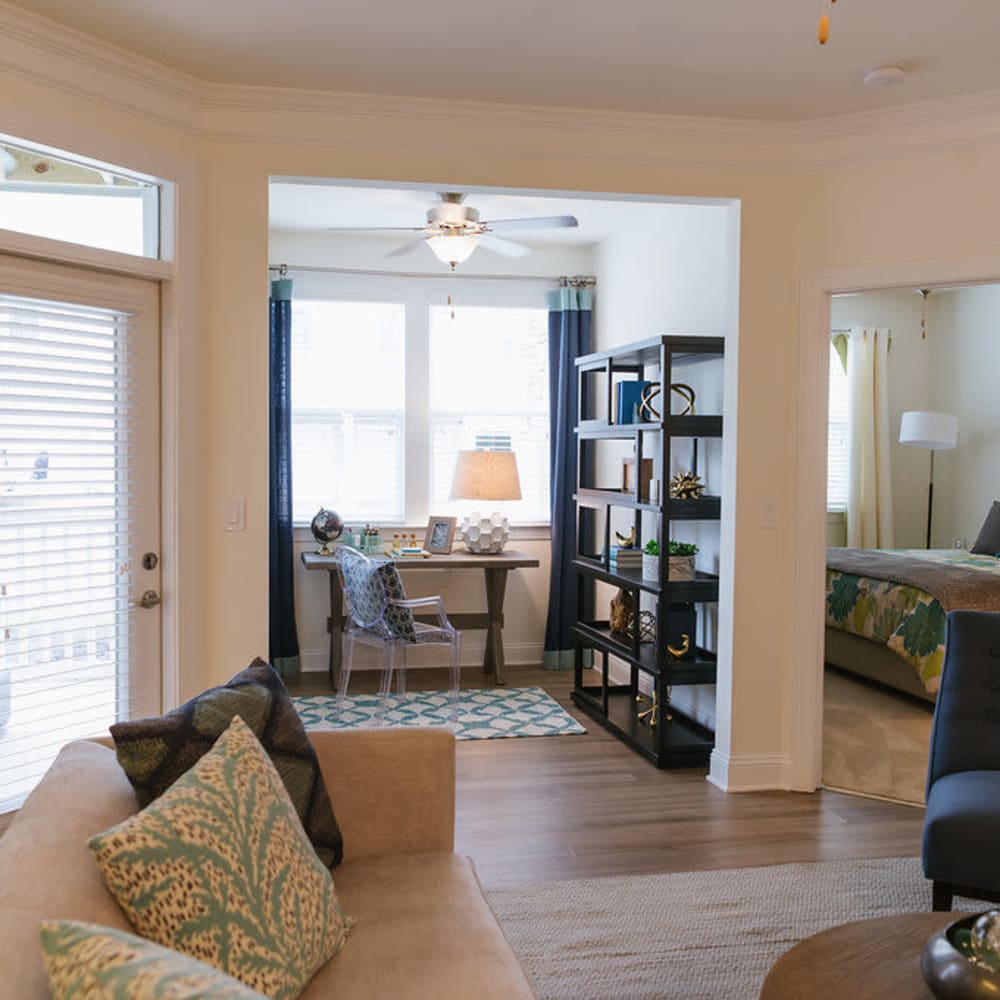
[110,657,342,867]
[40,920,269,999]
[90,716,352,1000]
[339,551,416,642]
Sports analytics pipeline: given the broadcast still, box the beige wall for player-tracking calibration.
[6,13,1000,788]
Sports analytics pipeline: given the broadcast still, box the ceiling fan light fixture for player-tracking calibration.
[427,232,480,267]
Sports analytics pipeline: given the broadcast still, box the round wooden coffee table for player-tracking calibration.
[760,911,960,998]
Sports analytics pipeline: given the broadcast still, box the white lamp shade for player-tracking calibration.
[450,450,522,501]
[427,233,480,266]
[899,411,959,450]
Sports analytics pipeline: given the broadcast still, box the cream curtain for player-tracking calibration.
[845,327,894,549]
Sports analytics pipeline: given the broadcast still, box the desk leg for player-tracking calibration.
[327,571,343,690]
[483,567,509,686]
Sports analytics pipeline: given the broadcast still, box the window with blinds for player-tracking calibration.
[827,340,850,511]
[290,299,405,524]
[289,280,551,527]
[0,292,136,811]
[428,304,550,523]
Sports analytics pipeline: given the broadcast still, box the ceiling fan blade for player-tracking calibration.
[323,225,427,233]
[385,237,430,257]
[482,215,579,232]
[479,234,532,258]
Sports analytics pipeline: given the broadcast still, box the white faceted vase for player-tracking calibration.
[459,511,510,554]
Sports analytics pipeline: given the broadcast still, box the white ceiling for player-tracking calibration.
[7,0,1000,122]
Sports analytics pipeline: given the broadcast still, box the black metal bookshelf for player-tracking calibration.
[570,334,724,768]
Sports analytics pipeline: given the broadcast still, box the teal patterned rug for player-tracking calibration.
[292,686,586,741]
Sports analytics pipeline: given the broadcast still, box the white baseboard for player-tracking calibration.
[299,640,545,674]
[708,749,791,792]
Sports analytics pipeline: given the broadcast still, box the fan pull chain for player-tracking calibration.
[448,292,455,320]
[920,288,930,341]
[818,0,837,44]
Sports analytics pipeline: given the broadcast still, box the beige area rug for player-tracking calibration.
[485,856,976,1000]
[823,669,934,806]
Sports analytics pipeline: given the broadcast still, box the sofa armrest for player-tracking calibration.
[308,727,455,860]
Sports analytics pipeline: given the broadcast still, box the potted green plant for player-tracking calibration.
[668,540,699,581]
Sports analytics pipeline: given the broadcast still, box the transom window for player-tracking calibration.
[289,273,551,527]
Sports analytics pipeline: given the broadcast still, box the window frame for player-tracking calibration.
[288,271,552,528]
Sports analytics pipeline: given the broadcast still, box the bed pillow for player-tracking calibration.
[110,657,342,867]
[40,920,268,999]
[970,501,1000,556]
[90,716,352,1000]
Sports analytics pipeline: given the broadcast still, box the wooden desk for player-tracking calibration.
[760,911,955,999]
[301,549,540,688]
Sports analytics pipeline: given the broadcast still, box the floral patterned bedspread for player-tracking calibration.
[825,550,1000,694]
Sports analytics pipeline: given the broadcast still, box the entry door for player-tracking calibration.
[0,255,160,811]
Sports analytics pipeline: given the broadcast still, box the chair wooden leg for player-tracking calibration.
[932,881,954,912]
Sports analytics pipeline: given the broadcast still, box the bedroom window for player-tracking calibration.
[288,274,550,527]
[827,340,849,511]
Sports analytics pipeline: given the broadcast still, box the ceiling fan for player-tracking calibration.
[324,192,579,269]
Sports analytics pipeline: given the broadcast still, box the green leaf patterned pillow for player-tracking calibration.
[40,920,269,999]
[90,715,352,1000]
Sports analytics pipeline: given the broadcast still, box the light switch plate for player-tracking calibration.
[225,497,245,532]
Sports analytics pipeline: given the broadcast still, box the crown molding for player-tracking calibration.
[0,0,201,133]
[4,0,1000,173]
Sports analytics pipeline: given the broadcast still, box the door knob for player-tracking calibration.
[132,590,161,609]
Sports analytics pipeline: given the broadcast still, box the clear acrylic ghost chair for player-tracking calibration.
[335,546,462,724]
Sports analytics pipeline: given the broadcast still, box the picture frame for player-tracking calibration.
[424,515,457,554]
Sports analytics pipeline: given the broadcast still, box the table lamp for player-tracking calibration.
[899,410,959,549]
[450,450,522,554]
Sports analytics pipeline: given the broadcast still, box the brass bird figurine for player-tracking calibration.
[667,634,691,659]
[614,526,636,548]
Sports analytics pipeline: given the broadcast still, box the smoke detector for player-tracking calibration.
[863,65,905,89]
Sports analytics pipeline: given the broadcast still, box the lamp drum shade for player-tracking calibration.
[450,450,522,501]
[899,411,959,450]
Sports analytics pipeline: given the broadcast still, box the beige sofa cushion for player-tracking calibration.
[302,852,534,1000]
[0,741,138,998]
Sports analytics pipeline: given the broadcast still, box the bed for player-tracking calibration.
[824,548,1000,702]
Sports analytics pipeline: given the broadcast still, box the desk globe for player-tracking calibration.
[311,508,344,555]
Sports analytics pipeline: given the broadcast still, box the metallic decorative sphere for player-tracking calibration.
[311,508,344,554]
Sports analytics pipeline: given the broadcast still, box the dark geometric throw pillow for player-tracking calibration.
[109,658,343,868]
[970,500,1000,556]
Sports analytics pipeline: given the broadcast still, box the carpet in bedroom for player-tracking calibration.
[485,856,974,1000]
[822,669,933,806]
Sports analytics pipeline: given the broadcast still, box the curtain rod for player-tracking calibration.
[268,263,595,286]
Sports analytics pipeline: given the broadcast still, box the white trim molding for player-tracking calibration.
[708,750,791,792]
[6,0,1000,172]
[792,251,1000,792]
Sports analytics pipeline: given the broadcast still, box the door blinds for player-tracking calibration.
[0,292,137,811]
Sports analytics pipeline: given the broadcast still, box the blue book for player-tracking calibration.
[616,380,651,425]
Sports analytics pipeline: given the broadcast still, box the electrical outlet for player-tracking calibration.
[953,537,967,550]
[760,497,779,529]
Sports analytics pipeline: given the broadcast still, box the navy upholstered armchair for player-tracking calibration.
[923,610,1000,911]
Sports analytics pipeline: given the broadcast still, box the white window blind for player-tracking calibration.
[290,299,405,524]
[0,293,136,811]
[827,340,849,511]
[428,304,550,523]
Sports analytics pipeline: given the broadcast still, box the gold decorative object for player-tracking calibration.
[667,634,691,659]
[609,588,634,636]
[636,382,696,421]
[609,593,656,644]
[615,526,636,548]
[636,687,673,727]
[670,471,705,500]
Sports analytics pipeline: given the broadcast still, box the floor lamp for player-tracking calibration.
[899,411,959,549]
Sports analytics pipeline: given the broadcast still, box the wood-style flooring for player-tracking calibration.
[287,664,925,888]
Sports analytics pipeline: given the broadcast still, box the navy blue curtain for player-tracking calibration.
[269,278,300,678]
[543,287,593,670]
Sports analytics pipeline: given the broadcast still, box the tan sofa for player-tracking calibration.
[0,727,536,999]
